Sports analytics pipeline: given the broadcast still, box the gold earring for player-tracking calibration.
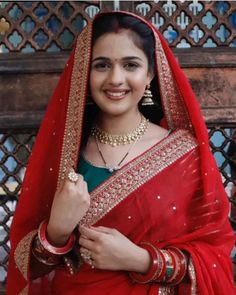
[141,85,154,106]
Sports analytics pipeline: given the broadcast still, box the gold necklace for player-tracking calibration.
[91,115,149,147]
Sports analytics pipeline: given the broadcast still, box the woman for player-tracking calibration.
[7,11,235,295]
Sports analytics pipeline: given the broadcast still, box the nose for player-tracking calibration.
[108,65,124,86]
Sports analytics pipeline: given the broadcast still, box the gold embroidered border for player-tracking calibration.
[81,129,198,226]
[14,230,37,280]
[189,258,199,295]
[158,286,175,295]
[154,31,192,132]
[58,23,92,187]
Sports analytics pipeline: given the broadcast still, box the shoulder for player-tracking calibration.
[142,122,169,146]
[143,123,197,147]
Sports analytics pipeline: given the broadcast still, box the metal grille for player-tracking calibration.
[0,1,236,53]
[0,126,236,285]
[0,130,36,284]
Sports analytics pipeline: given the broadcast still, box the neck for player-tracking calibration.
[96,110,142,134]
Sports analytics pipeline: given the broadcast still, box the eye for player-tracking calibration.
[124,62,139,71]
[93,62,110,71]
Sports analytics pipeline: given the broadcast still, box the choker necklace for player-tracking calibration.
[91,115,149,147]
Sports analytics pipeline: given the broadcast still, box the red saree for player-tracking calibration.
[7,11,235,295]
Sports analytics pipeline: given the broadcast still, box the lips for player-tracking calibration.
[104,90,129,100]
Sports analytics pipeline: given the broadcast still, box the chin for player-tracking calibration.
[96,102,133,117]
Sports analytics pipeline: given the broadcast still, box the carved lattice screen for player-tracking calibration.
[0,1,235,53]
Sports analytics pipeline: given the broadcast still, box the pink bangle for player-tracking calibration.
[38,220,75,255]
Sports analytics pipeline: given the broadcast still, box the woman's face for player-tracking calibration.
[89,30,153,117]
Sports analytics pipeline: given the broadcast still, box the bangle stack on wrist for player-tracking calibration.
[32,220,75,267]
[129,242,187,285]
[166,247,187,285]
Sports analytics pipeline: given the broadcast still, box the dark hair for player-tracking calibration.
[81,13,163,148]
[92,13,155,73]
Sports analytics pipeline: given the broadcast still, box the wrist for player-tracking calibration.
[128,245,151,273]
[46,223,72,247]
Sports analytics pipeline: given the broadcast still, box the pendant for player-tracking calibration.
[107,166,119,173]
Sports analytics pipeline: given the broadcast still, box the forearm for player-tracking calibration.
[127,245,151,273]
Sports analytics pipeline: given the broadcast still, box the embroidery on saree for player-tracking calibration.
[158,286,175,295]
[58,23,92,187]
[189,258,198,295]
[80,129,198,226]
[153,31,191,132]
[14,230,37,280]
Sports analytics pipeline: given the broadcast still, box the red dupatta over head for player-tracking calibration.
[7,11,235,295]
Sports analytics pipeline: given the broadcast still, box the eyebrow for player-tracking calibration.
[91,56,143,63]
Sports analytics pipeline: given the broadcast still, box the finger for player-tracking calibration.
[82,180,88,192]
[74,174,84,188]
[79,226,102,240]
[79,236,94,250]
[64,173,83,188]
[79,246,92,255]
[90,226,115,234]
[56,179,65,193]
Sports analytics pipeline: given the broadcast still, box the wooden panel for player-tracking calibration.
[0,73,59,128]
[0,49,235,128]
[185,68,236,123]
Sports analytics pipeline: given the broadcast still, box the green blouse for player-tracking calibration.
[77,154,113,193]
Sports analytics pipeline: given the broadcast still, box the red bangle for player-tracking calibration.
[166,250,180,283]
[160,249,175,281]
[32,235,62,266]
[167,247,187,285]
[155,248,167,281]
[165,249,177,282]
[129,242,164,284]
[38,220,75,255]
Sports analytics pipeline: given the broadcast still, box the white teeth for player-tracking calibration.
[106,91,126,97]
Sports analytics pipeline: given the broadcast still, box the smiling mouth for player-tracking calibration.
[105,90,129,99]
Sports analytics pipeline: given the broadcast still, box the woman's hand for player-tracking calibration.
[47,172,90,246]
[79,226,150,273]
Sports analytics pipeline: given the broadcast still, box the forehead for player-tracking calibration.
[92,30,147,60]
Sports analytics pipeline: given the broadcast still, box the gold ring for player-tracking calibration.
[68,170,79,183]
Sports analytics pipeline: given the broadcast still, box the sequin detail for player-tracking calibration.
[14,230,37,280]
[80,129,198,226]
[58,23,92,188]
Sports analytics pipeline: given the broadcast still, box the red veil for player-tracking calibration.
[7,11,235,295]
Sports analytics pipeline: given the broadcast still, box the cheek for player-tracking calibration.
[130,73,148,90]
[89,71,105,91]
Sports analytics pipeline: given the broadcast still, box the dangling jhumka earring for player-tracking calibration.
[141,84,154,106]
